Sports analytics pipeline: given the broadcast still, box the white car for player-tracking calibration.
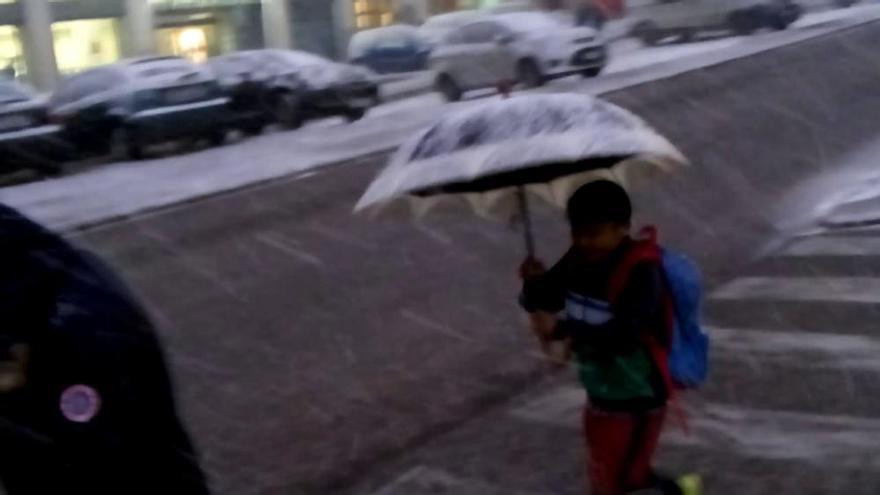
[429,12,607,101]
[419,10,486,46]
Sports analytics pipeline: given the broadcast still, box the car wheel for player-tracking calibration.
[37,162,62,178]
[729,10,760,35]
[581,66,603,78]
[768,13,791,30]
[633,21,661,46]
[345,107,367,122]
[240,122,265,136]
[272,91,303,129]
[517,59,545,89]
[435,74,462,102]
[110,126,143,161]
[679,28,696,43]
[207,129,226,146]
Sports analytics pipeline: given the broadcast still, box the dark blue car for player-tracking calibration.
[348,25,432,74]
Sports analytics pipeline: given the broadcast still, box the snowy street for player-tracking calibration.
[6,2,880,494]
[4,3,880,232]
[52,14,880,492]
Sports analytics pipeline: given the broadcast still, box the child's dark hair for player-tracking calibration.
[566,180,632,229]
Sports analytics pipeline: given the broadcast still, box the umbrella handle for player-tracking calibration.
[517,187,536,258]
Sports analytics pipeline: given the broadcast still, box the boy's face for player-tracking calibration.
[571,222,629,262]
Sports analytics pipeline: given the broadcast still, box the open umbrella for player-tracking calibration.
[355,93,686,255]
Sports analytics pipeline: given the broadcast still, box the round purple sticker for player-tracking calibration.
[60,384,101,423]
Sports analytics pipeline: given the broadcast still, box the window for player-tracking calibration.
[353,0,394,30]
[52,19,121,75]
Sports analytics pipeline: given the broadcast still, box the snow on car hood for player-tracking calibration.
[274,51,376,89]
[520,25,599,45]
[298,63,375,89]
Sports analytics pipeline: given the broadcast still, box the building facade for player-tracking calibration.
[0,0,532,91]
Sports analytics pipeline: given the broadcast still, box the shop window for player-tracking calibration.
[0,25,26,81]
[156,24,217,63]
[52,19,121,75]
[354,0,395,30]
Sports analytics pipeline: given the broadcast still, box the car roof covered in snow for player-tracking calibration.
[0,80,35,104]
[349,25,426,58]
[491,12,567,34]
[423,10,484,29]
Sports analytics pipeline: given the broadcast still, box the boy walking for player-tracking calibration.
[520,180,678,495]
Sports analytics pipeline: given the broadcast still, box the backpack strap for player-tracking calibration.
[607,227,662,304]
[607,227,683,423]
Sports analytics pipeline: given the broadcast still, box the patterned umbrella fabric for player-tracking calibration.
[355,93,686,220]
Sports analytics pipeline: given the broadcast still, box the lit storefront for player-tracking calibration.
[152,0,263,62]
[353,0,395,30]
[0,24,25,80]
[52,18,121,74]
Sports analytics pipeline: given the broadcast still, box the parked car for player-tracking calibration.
[209,49,380,130]
[208,51,307,133]
[349,25,432,74]
[419,10,486,46]
[485,0,536,14]
[49,57,230,160]
[430,12,608,101]
[0,80,71,174]
[629,0,803,45]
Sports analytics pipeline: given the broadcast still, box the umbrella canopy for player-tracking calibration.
[355,93,686,219]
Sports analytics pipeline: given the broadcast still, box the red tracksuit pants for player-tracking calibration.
[583,405,667,495]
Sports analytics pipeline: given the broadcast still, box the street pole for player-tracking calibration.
[21,0,58,91]
[262,0,294,49]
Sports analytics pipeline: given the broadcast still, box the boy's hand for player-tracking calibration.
[519,257,546,280]
[541,339,572,370]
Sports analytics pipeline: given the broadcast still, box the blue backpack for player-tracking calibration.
[661,248,710,389]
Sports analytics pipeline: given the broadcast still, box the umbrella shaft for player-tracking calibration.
[517,187,536,258]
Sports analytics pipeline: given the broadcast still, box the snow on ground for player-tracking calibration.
[4,5,880,232]
[766,133,880,231]
[603,37,746,74]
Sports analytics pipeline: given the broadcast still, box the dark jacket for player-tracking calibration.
[0,204,209,495]
[521,239,669,411]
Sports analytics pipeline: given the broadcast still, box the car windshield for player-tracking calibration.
[349,26,420,58]
[494,12,562,35]
[0,81,33,104]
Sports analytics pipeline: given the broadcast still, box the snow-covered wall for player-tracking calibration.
[602,20,880,285]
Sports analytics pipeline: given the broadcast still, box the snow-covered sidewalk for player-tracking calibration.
[4,5,880,232]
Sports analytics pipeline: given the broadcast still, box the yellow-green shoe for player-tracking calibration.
[677,474,704,495]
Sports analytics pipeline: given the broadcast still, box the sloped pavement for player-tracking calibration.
[350,226,880,494]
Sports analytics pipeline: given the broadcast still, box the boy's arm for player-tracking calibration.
[519,256,567,314]
[519,257,568,356]
[564,262,663,354]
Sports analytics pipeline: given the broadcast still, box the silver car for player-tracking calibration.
[429,12,608,101]
[629,0,803,45]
